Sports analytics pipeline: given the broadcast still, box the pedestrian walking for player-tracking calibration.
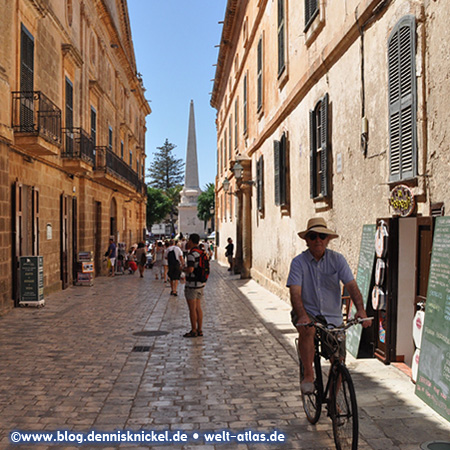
[106,237,116,277]
[183,233,209,338]
[167,240,184,296]
[135,242,147,278]
[163,240,170,283]
[286,217,372,394]
[152,241,164,280]
[225,237,234,272]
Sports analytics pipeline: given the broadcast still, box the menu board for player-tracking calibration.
[20,256,44,305]
[347,224,376,358]
[415,217,450,421]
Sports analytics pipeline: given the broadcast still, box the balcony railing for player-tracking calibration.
[95,146,145,193]
[12,91,62,145]
[61,127,95,165]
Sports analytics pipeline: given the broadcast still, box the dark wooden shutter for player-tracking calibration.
[257,37,263,111]
[65,78,74,155]
[320,93,329,197]
[60,194,69,289]
[274,140,281,206]
[20,25,34,131]
[388,15,417,182]
[309,110,316,198]
[243,74,248,135]
[278,0,285,75]
[305,0,319,29]
[257,156,264,211]
[280,133,287,206]
[90,107,97,145]
[32,187,39,256]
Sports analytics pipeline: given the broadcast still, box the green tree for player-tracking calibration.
[146,187,172,229]
[147,139,185,235]
[197,183,215,228]
[147,139,184,190]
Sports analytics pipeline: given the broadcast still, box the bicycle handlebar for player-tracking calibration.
[296,316,374,332]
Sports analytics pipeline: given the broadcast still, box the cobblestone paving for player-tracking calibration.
[0,263,448,450]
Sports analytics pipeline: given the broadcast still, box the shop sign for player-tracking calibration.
[389,184,415,217]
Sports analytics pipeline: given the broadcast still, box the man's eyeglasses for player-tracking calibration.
[307,232,328,241]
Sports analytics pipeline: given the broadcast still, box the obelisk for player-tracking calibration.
[178,100,204,237]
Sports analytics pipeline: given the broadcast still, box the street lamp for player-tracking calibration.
[223,177,230,192]
[232,161,244,180]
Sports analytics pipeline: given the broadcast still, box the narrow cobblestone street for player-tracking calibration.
[0,263,448,450]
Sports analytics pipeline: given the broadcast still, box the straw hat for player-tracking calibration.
[298,217,339,240]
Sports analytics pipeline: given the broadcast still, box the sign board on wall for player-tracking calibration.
[415,217,450,421]
[347,224,376,358]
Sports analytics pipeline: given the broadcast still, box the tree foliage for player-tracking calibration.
[197,183,215,223]
[146,187,172,228]
[147,139,184,190]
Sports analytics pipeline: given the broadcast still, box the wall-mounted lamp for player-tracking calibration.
[232,161,255,185]
[222,177,230,193]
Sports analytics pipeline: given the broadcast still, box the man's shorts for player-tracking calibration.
[291,310,346,360]
[168,265,181,281]
[185,287,204,301]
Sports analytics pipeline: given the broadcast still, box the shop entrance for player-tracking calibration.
[373,217,432,366]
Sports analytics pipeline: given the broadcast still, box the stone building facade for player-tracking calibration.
[0,0,151,314]
[212,0,450,370]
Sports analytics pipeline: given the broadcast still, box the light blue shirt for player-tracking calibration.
[286,249,354,325]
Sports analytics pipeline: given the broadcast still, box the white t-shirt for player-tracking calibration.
[167,245,183,264]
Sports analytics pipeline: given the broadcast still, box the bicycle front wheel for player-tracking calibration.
[330,364,358,450]
[298,348,323,424]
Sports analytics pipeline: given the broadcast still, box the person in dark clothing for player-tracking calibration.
[225,237,234,272]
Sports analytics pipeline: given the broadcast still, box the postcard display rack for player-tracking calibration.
[76,252,94,286]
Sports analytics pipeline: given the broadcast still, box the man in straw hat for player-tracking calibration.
[287,217,371,395]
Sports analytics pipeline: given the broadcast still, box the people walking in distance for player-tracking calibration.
[163,240,170,283]
[183,233,209,338]
[180,237,188,260]
[135,242,147,278]
[167,240,184,296]
[152,241,164,280]
[286,217,372,395]
[106,237,116,277]
[225,237,234,272]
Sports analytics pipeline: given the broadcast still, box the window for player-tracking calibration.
[257,36,263,112]
[274,133,288,206]
[234,99,238,149]
[228,116,232,159]
[388,15,417,182]
[256,156,264,212]
[277,0,286,76]
[121,140,124,159]
[90,107,97,146]
[224,129,228,168]
[20,25,34,130]
[305,0,319,31]
[65,78,73,153]
[309,93,329,199]
[243,74,248,135]
[129,150,132,166]
[108,126,113,151]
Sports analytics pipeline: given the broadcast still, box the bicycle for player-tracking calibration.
[295,316,373,450]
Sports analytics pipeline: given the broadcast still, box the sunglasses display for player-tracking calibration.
[307,232,328,241]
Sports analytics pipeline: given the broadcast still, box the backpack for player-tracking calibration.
[194,249,210,283]
[167,249,179,267]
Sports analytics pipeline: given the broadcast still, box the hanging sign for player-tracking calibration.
[389,184,415,217]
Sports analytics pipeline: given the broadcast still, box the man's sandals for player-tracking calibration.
[183,330,203,338]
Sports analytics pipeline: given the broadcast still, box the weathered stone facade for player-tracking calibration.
[0,0,151,314]
[212,0,450,368]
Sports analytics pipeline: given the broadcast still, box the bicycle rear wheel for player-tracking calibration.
[297,340,323,424]
[330,364,358,450]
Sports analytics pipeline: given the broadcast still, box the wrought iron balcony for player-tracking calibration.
[12,91,62,155]
[94,146,145,194]
[61,128,95,173]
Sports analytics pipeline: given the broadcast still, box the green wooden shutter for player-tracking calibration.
[20,25,34,131]
[309,110,316,198]
[278,0,285,75]
[257,156,264,211]
[280,133,287,206]
[257,37,263,111]
[320,93,329,197]
[274,140,281,206]
[388,15,417,182]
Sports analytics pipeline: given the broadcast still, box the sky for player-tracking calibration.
[127,0,227,190]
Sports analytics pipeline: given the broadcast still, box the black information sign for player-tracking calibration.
[415,217,450,421]
[20,256,44,305]
[347,224,376,358]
